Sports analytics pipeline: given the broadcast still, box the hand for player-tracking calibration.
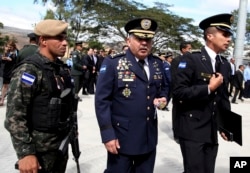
[153,97,167,110]
[82,65,87,69]
[208,73,223,92]
[2,56,12,61]
[18,155,41,173]
[104,139,120,154]
[220,132,229,141]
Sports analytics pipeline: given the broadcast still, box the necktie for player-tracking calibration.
[215,55,221,72]
[138,59,148,80]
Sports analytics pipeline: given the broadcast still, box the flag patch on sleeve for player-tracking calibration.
[100,65,107,73]
[21,72,36,85]
[178,62,187,69]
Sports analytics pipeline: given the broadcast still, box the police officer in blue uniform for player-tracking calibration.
[95,18,169,173]
[172,14,233,173]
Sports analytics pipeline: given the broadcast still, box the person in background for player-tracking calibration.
[243,62,250,98]
[5,19,74,173]
[71,41,86,101]
[0,44,9,95]
[16,32,38,63]
[231,65,245,103]
[228,57,236,96]
[66,51,73,68]
[95,17,169,173]
[171,41,192,142]
[84,47,96,94]
[172,13,233,173]
[162,51,173,111]
[0,40,18,106]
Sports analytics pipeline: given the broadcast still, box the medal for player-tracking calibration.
[122,88,131,98]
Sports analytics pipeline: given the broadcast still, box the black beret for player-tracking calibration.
[27,33,37,38]
[199,13,233,34]
[125,18,158,39]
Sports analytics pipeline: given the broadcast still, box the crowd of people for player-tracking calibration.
[1,13,250,173]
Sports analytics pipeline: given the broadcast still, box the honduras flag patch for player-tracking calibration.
[21,72,36,85]
[100,65,107,73]
[178,62,187,69]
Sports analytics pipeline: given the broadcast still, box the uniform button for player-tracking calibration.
[179,101,183,104]
[147,96,150,99]
[213,112,215,115]
[117,123,120,126]
[147,86,150,89]
[214,102,216,105]
[215,91,217,95]
[190,114,192,117]
[125,84,129,87]
[147,106,150,110]
[147,117,150,121]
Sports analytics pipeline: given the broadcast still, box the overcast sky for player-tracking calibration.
[0,0,249,30]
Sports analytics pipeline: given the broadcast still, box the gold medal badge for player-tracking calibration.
[122,88,131,98]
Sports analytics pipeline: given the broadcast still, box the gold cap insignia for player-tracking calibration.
[141,19,151,30]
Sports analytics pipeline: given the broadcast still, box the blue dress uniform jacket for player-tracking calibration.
[172,47,230,144]
[95,49,168,155]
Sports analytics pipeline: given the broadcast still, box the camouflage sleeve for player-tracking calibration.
[4,63,43,159]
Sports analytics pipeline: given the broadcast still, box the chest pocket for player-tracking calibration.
[118,79,137,88]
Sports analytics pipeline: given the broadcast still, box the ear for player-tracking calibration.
[126,37,130,46]
[40,36,47,45]
[207,33,214,40]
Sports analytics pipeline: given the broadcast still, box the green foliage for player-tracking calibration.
[32,0,205,51]
[231,9,250,44]
[87,39,104,50]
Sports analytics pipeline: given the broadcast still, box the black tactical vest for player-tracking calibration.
[20,53,74,132]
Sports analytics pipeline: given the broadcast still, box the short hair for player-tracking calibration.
[179,41,191,51]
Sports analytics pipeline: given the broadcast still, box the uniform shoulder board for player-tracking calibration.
[192,50,201,54]
[111,52,125,59]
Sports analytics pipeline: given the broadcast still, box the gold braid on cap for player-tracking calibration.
[129,29,155,34]
[210,23,231,29]
[133,32,154,39]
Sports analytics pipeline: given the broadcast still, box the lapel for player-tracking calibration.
[126,50,148,82]
[200,47,214,73]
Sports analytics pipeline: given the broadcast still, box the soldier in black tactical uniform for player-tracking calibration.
[5,19,75,173]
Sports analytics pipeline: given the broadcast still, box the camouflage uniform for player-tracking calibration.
[4,53,73,173]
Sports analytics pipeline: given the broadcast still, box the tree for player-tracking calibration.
[0,22,11,53]
[33,0,203,52]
